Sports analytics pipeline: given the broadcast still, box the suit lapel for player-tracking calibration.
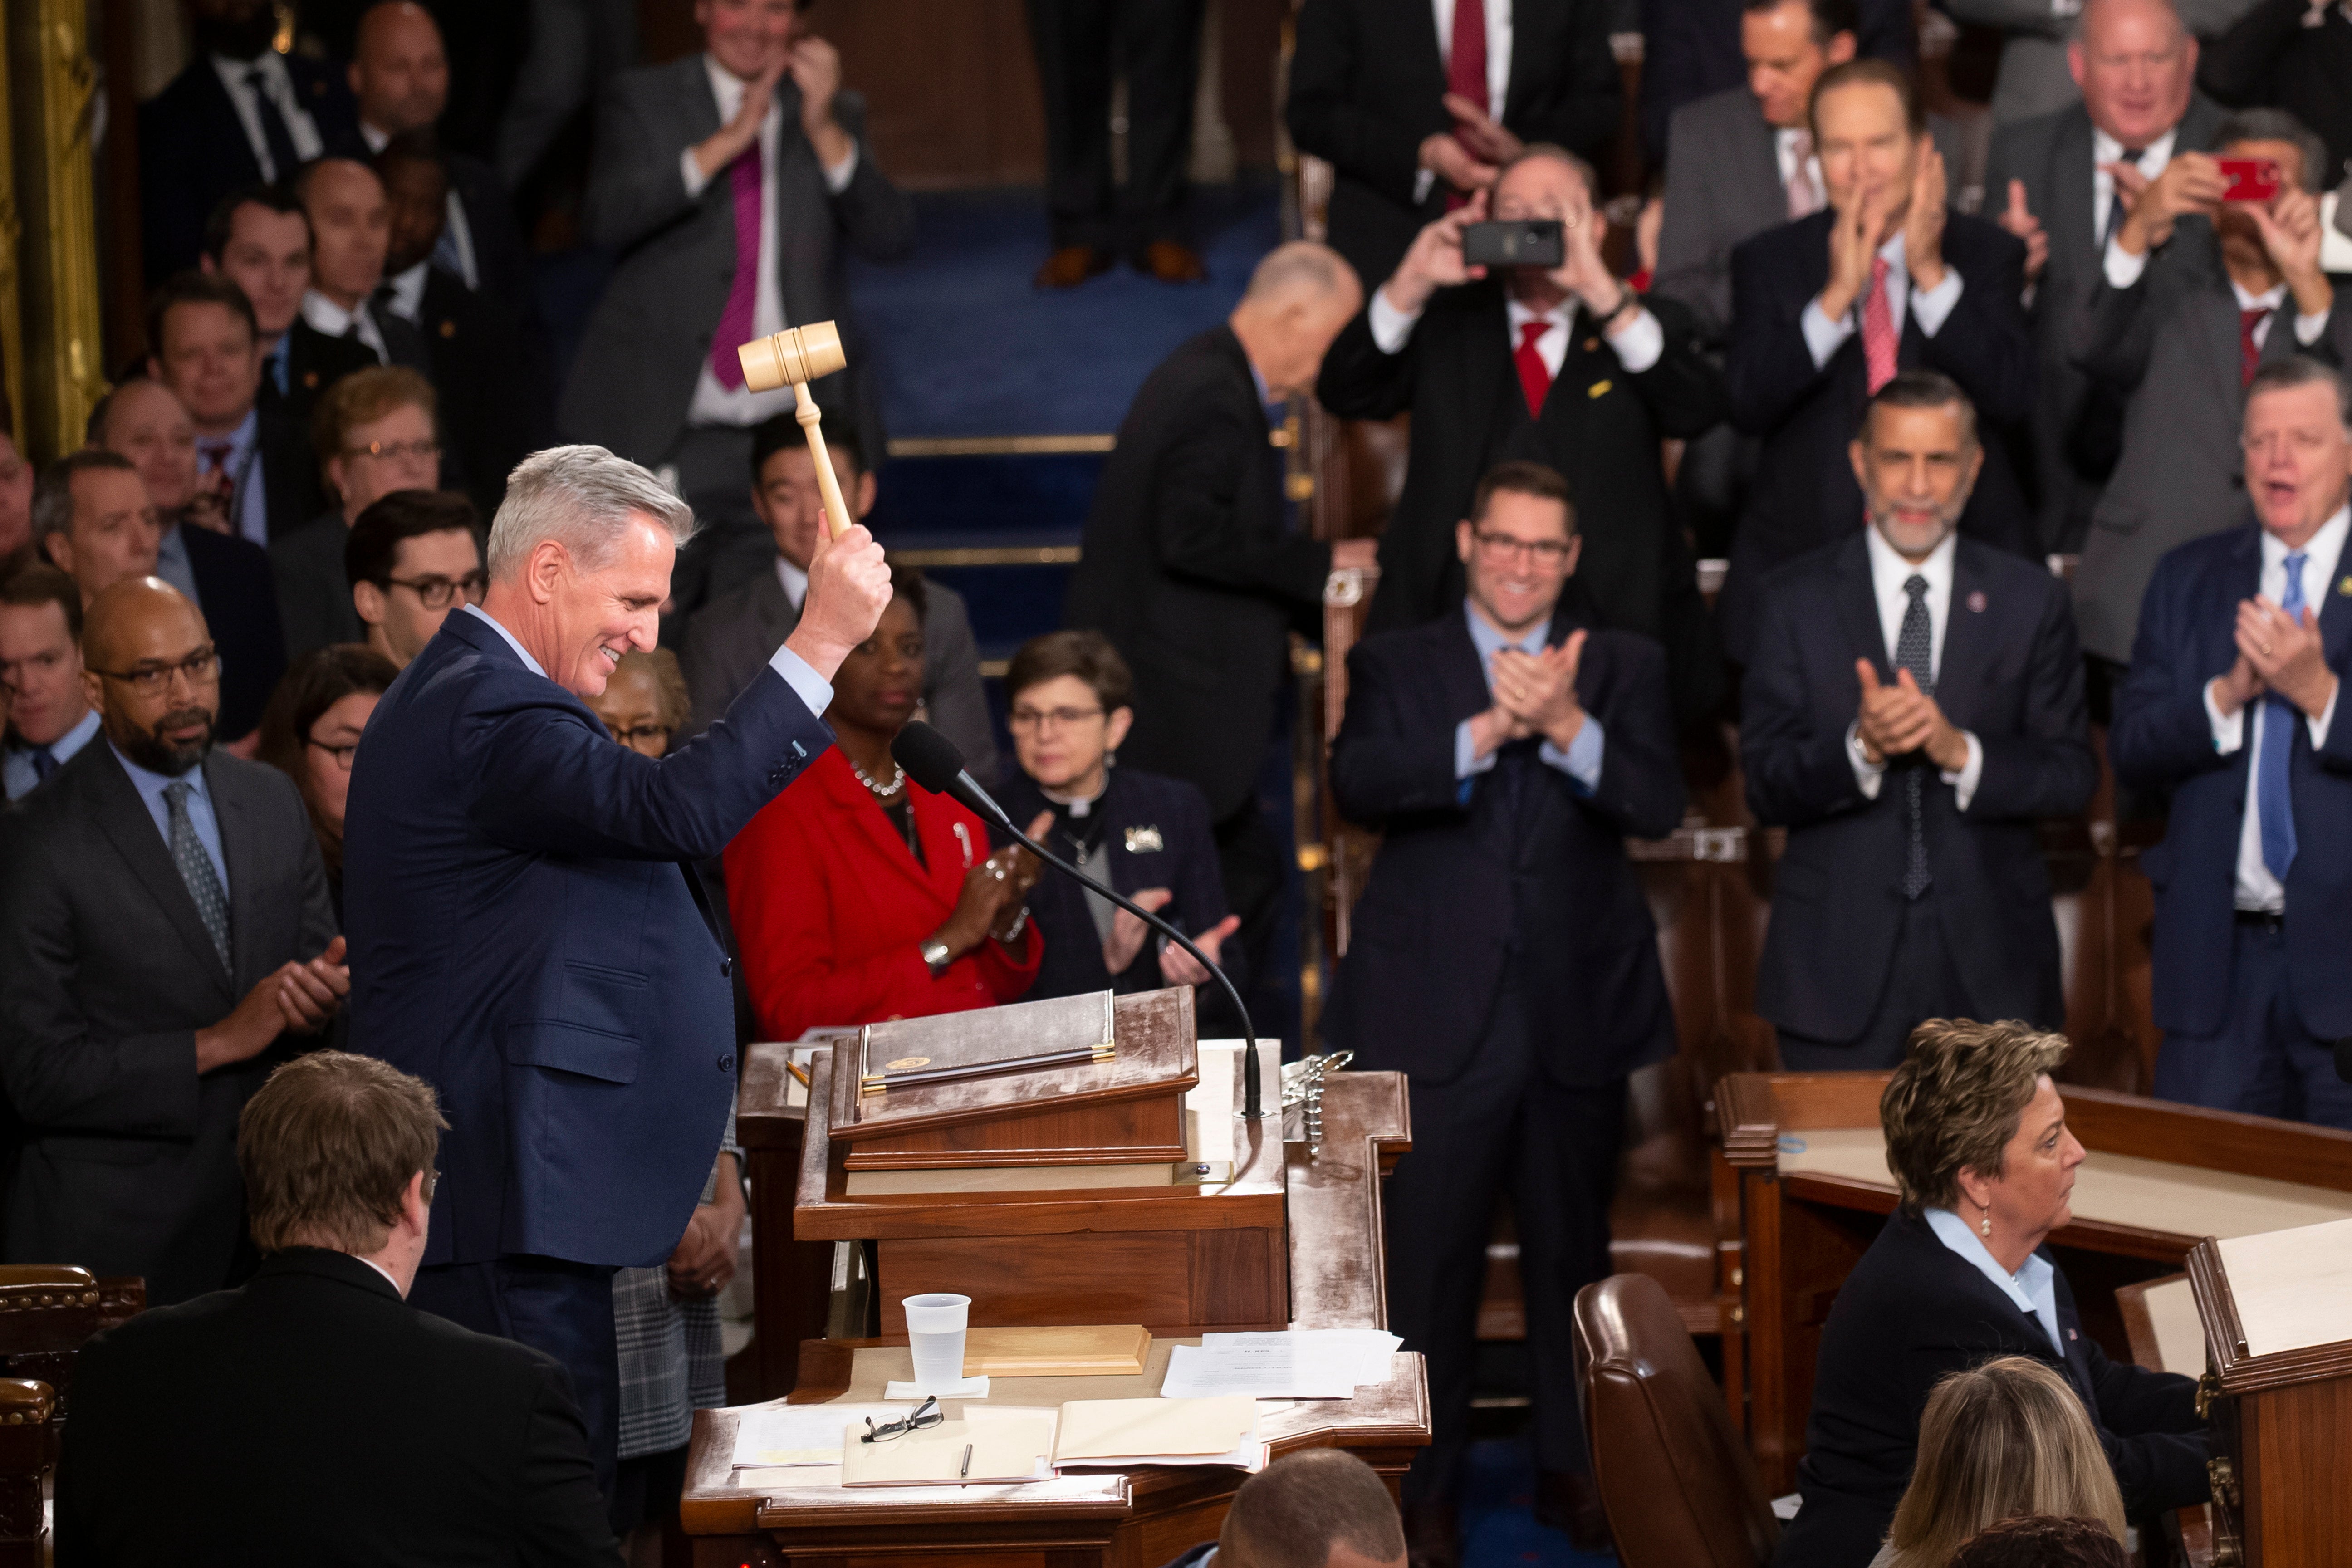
[1737,103,1785,231]
[1832,534,1886,672]
[2316,530,2352,673]
[210,759,264,989]
[2199,289,2248,411]
[87,749,236,1000]
[2052,112,2097,271]
[1936,544,1994,723]
[1441,611,1493,725]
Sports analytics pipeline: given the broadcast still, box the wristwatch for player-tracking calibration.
[921,939,952,975]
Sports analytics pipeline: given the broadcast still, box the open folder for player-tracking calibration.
[837,1411,1057,1487]
[1050,1396,1259,1464]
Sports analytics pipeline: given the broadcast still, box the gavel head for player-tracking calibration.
[737,321,846,393]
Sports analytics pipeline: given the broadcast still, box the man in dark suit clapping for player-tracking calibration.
[1322,460,1683,1561]
[1721,59,2038,665]
[57,1050,620,1564]
[1743,372,2095,1070]
[0,578,345,1304]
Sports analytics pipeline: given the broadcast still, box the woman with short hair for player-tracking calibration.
[1775,1020,2210,1568]
[255,642,401,919]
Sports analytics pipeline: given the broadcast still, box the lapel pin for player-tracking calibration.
[1587,379,1612,399]
[2337,575,2352,596]
[1582,337,1600,352]
[1967,591,1988,613]
[1125,826,1164,853]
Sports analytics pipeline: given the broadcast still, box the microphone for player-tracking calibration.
[2337,1038,2352,1086]
[892,721,1266,1120]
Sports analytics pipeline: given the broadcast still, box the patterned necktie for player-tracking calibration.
[710,138,766,390]
[27,747,57,784]
[1861,255,1898,394]
[1786,131,1821,219]
[1896,573,1935,901]
[244,66,302,182]
[1513,319,1553,418]
[164,780,233,970]
[2256,552,2308,882]
[2241,306,2273,387]
[198,439,234,477]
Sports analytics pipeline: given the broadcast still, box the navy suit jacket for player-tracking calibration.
[1778,1208,2207,1568]
[1741,534,2095,1043]
[342,608,832,1268]
[181,523,286,744]
[1322,606,1683,1088]
[1720,210,2038,662]
[2110,522,2352,1040]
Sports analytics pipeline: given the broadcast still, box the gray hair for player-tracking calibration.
[1243,241,1357,304]
[32,449,138,545]
[1495,142,1602,204]
[2247,357,2352,427]
[485,445,696,582]
[2215,108,2331,193]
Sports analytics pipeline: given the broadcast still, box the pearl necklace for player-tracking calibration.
[850,758,906,798]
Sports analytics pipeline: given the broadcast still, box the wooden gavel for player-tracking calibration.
[737,322,856,540]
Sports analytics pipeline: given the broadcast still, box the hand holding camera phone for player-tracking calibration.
[2218,157,2283,205]
[1461,219,1566,269]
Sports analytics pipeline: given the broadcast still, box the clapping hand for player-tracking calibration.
[1902,147,1950,291]
[691,53,789,181]
[788,34,853,169]
[1998,180,2049,284]
[1492,632,1587,750]
[1821,182,1889,322]
[2114,151,2224,255]
[277,935,350,1034]
[1104,887,1174,975]
[1854,662,1967,771]
[1161,915,1240,987]
[2235,595,2336,718]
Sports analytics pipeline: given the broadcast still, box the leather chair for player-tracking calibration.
[1573,1273,1780,1568]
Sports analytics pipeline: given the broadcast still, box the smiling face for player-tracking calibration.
[1744,0,1852,131]
[2071,0,2196,151]
[1457,486,1580,637]
[2243,378,2352,550]
[153,300,264,435]
[697,0,799,80]
[827,594,925,738]
[100,380,201,516]
[547,515,675,699]
[1963,1076,2087,1251]
[752,444,872,573]
[1850,399,1983,560]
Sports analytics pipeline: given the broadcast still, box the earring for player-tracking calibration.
[1979,1205,1993,1238]
[1105,750,1118,769]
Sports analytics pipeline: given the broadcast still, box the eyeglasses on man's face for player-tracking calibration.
[1008,705,1106,732]
[384,570,487,610]
[88,646,221,697]
[1472,531,1573,567]
[605,723,672,748]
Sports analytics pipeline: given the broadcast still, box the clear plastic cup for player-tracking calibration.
[903,1292,971,1390]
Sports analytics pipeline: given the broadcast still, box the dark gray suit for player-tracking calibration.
[679,564,1000,780]
[560,57,914,481]
[0,743,337,1305]
[2069,236,2352,665]
[1655,87,1803,349]
[1985,97,2226,553]
[269,510,365,661]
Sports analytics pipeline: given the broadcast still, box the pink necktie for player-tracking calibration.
[1785,132,1821,219]
[710,141,764,391]
[1861,255,1897,394]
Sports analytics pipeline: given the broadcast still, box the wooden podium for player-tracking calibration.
[2187,1217,2352,1567]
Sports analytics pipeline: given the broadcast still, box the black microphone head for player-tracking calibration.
[2337,1038,2352,1085]
[891,720,966,794]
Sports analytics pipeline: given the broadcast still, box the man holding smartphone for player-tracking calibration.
[2071,107,2350,683]
[1315,144,1730,725]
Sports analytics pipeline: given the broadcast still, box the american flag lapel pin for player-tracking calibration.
[1967,591,1988,613]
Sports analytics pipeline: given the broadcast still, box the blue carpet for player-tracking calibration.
[1463,1439,1618,1568]
[848,181,1283,440]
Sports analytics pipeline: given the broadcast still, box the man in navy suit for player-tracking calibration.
[1720,59,2037,665]
[1743,372,2096,1069]
[342,444,890,1495]
[1322,460,1682,1561]
[139,0,363,286]
[2111,358,2352,1127]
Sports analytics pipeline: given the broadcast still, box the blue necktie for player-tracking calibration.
[2256,551,2307,882]
[27,746,57,784]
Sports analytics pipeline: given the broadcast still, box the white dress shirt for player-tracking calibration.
[361,119,479,290]
[2205,504,2350,913]
[209,52,325,181]
[775,555,809,612]
[459,603,835,720]
[383,258,431,323]
[2103,235,2333,350]
[681,55,860,430]
[300,289,389,364]
[1368,286,1666,375]
[1924,1206,2064,1356]
[1410,0,1513,204]
[1801,230,1966,369]
[2091,127,2175,248]
[1774,127,1823,207]
[1846,526,1986,808]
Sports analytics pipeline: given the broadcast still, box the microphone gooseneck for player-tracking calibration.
[892,721,1267,1120]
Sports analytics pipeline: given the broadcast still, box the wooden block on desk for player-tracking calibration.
[963,1324,1153,1377]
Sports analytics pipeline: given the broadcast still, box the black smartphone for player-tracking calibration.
[1461,219,1564,268]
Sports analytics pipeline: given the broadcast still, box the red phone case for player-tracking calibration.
[2219,157,2282,203]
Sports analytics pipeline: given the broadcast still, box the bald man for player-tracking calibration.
[348,0,534,306]
[1067,240,1369,1031]
[0,578,342,1303]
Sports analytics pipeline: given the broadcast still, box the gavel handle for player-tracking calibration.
[794,380,854,540]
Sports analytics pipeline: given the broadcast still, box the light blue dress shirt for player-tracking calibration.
[1453,602,1606,789]
[112,742,229,894]
[206,408,270,549]
[1924,1205,2063,1356]
[153,524,204,609]
[460,603,835,719]
[2,708,101,800]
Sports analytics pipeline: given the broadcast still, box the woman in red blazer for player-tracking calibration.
[725,566,1047,1041]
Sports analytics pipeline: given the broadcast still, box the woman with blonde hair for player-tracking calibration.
[1872,1357,2127,1568]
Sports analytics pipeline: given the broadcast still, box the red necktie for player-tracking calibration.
[1861,255,1898,394]
[1514,319,1552,417]
[710,138,765,390]
[2241,306,2272,387]
[1449,0,1488,123]
[198,439,233,475]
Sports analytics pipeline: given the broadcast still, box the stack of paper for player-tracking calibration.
[1051,1396,1265,1471]
[839,1407,1058,1487]
[731,1402,912,1468]
[1160,1330,1403,1399]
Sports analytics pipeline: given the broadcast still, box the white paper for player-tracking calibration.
[1058,1440,1269,1473]
[1161,1330,1402,1399]
[731,1401,913,1467]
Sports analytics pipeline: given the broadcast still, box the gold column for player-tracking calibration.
[0,18,23,441]
[8,0,105,462]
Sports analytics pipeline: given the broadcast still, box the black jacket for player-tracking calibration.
[258,398,326,544]
[1315,281,1727,719]
[1777,1208,2208,1568]
[1323,604,1683,1088]
[181,522,287,744]
[1740,533,2095,1044]
[412,264,551,518]
[56,1248,619,1566]
[1065,325,1331,823]
[1284,0,1621,289]
[1721,209,2038,663]
[2199,0,2352,191]
[265,320,381,436]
